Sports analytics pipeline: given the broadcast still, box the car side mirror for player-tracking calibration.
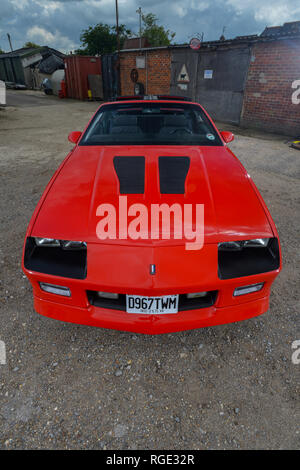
[68,131,82,144]
[220,131,234,143]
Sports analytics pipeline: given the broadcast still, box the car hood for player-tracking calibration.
[31,145,273,245]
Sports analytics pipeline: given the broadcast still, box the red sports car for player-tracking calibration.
[22,96,281,334]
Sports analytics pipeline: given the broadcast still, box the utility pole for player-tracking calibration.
[7,33,13,52]
[136,6,142,49]
[115,0,121,96]
[115,0,120,54]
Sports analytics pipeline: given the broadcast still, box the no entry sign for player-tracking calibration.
[189,38,201,50]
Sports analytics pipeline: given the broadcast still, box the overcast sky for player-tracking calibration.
[1,0,300,53]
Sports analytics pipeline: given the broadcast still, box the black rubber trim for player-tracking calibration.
[24,237,87,279]
[218,237,280,280]
[159,156,190,194]
[87,291,218,312]
[178,291,218,311]
[87,293,127,311]
[113,156,145,194]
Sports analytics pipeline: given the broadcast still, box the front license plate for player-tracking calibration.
[126,295,179,314]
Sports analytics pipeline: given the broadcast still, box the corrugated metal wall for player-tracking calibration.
[102,53,119,100]
[64,56,102,100]
[0,57,25,84]
[170,45,251,124]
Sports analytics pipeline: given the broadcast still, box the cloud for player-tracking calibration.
[26,26,77,51]
[0,0,299,53]
[226,0,300,25]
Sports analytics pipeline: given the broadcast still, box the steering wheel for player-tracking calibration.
[170,128,193,135]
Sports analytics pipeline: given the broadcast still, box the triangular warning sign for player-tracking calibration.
[177,64,190,83]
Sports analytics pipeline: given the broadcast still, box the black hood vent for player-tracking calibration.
[159,156,190,194]
[113,156,145,194]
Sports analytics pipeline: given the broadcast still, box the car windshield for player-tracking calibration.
[80,102,223,146]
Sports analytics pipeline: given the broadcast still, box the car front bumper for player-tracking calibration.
[24,267,279,334]
[33,292,270,334]
[23,241,280,334]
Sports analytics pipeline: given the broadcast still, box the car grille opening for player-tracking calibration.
[87,291,218,311]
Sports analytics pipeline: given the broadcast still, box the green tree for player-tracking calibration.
[24,41,41,49]
[142,13,175,46]
[0,48,5,54]
[75,23,132,55]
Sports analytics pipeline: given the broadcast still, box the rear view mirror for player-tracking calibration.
[220,131,234,143]
[68,131,82,144]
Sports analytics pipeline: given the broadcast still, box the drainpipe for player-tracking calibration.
[115,0,120,55]
[193,51,200,102]
[146,50,148,94]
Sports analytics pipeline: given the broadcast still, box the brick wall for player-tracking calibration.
[120,50,171,96]
[118,41,300,136]
[241,39,300,135]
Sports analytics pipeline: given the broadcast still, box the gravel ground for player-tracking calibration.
[0,91,299,450]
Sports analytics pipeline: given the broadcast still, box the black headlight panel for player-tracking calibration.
[218,237,280,279]
[24,237,87,279]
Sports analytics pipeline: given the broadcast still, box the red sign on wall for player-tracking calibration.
[189,38,201,50]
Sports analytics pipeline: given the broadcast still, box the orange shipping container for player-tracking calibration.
[64,55,102,100]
